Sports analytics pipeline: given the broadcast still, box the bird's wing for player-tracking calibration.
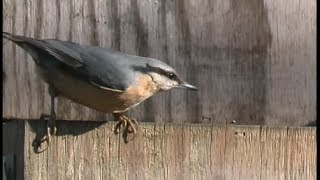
[42,39,130,92]
[3,32,131,92]
[3,33,84,68]
[42,41,84,68]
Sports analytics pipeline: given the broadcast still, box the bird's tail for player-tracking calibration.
[3,32,43,64]
[3,32,27,43]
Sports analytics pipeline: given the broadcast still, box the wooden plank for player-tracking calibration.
[3,155,15,180]
[260,127,289,179]
[2,121,25,180]
[224,125,264,180]
[2,121,26,179]
[9,121,314,180]
[285,127,316,180]
[2,0,316,126]
[24,121,40,180]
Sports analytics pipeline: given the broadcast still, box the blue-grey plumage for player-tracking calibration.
[3,32,197,145]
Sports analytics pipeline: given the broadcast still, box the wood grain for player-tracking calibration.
[2,121,25,180]
[2,0,316,126]
[4,120,316,180]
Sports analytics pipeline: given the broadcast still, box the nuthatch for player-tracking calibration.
[3,32,197,147]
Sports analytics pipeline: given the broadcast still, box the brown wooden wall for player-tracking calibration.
[3,0,316,126]
[3,121,316,180]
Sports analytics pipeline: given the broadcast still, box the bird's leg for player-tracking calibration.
[34,86,58,153]
[113,113,138,142]
[47,86,58,138]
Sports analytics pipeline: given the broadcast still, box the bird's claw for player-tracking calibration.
[114,119,126,134]
[33,113,57,153]
[32,134,50,153]
[114,115,138,143]
[126,118,138,134]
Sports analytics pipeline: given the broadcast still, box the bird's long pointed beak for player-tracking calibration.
[177,82,198,91]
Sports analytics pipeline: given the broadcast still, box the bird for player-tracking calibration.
[3,32,198,150]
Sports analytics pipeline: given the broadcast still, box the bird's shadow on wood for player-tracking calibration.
[28,119,134,153]
[28,120,109,153]
[27,120,109,137]
[304,120,316,127]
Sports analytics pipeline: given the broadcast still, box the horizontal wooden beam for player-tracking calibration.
[3,120,316,179]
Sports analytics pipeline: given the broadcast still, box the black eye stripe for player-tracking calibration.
[159,70,175,79]
[151,66,174,79]
[144,63,178,81]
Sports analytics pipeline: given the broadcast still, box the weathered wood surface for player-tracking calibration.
[2,120,25,180]
[2,0,316,126]
[3,120,316,180]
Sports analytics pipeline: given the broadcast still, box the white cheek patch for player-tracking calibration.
[149,72,178,90]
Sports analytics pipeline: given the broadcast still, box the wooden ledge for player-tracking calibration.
[3,120,316,179]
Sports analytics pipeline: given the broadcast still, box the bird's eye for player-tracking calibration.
[168,73,175,79]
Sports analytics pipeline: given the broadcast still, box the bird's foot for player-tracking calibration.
[32,135,49,154]
[114,114,138,143]
[32,114,57,153]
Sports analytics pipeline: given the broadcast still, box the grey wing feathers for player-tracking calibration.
[43,40,129,92]
[42,42,84,68]
[3,32,84,68]
[3,32,127,92]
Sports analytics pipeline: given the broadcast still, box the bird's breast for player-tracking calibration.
[35,66,159,113]
[117,74,160,111]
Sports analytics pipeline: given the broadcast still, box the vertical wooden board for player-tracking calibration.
[91,127,103,180]
[153,123,166,180]
[77,122,108,180]
[62,122,105,179]
[3,0,317,126]
[3,121,25,180]
[105,124,122,180]
[142,123,160,180]
[92,0,112,48]
[23,122,32,180]
[46,134,58,180]
[38,133,49,180]
[263,0,316,126]
[3,0,26,118]
[94,125,106,180]
[24,122,43,180]
[73,134,83,180]
[210,125,227,180]
[57,131,68,179]
[223,125,239,180]
[80,128,95,179]
[224,125,263,180]
[23,0,43,119]
[99,123,113,179]
[64,129,76,180]
[182,124,213,180]
[3,121,23,155]
[260,126,288,179]
[160,123,185,179]
[118,123,156,180]
[286,127,316,180]
[303,127,317,179]
[23,122,29,179]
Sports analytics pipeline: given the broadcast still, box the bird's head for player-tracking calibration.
[131,60,198,91]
